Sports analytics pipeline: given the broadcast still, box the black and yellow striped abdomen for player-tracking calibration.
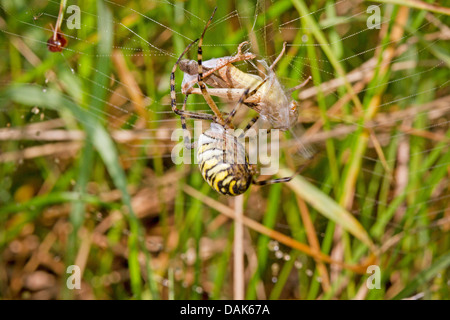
[197,123,252,196]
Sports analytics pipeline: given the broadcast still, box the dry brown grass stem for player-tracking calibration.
[183,184,372,274]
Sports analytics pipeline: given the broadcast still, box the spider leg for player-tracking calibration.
[222,88,250,129]
[170,38,215,122]
[252,175,294,186]
[180,94,196,150]
[197,7,227,126]
[252,164,306,186]
[243,116,259,132]
[237,115,260,139]
[224,78,268,127]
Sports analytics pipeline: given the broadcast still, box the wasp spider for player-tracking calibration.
[170,8,300,196]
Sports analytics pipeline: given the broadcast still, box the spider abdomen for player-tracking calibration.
[197,123,252,196]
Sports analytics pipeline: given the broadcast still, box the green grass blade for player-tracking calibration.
[280,168,374,250]
[4,84,143,298]
[393,251,450,300]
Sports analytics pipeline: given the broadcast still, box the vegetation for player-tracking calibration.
[0,0,449,300]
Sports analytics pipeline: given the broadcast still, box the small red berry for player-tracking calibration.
[47,32,67,52]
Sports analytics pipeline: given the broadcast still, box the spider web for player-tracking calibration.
[0,0,449,299]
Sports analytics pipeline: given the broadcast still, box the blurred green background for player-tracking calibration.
[0,0,449,300]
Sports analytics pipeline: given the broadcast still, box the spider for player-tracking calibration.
[177,31,311,131]
[170,8,301,196]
